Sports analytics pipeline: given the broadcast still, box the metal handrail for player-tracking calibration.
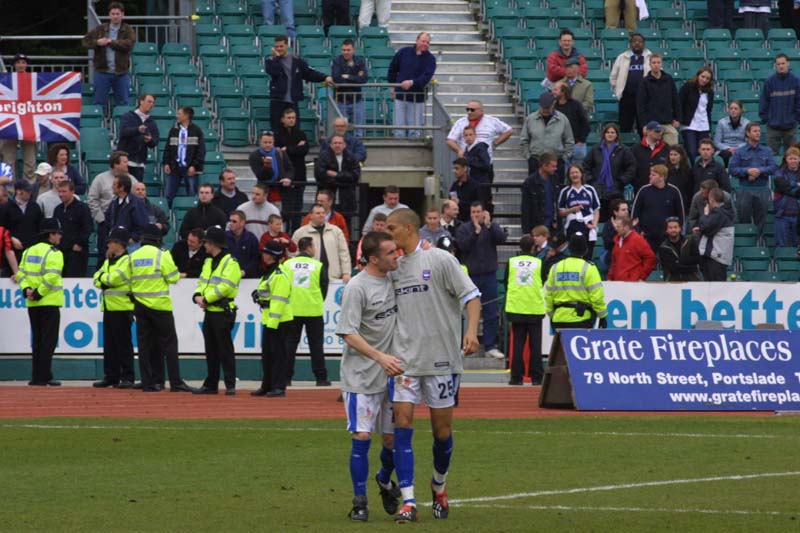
[0,35,86,41]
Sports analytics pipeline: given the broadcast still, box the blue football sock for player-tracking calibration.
[350,438,371,497]
[377,445,395,485]
[432,433,453,487]
[393,427,415,504]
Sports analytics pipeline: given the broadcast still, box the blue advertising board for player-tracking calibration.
[560,330,800,411]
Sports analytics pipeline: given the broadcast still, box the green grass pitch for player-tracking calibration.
[1,416,798,531]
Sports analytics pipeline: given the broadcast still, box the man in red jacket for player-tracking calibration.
[608,215,656,281]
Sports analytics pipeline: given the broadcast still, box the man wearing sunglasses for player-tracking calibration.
[446,101,512,162]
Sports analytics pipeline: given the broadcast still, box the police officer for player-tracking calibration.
[92,226,135,388]
[251,240,293,397]
[285,236,330,386]
[129,224,194,392]
[193,225,241,395]
[544,232,608,330]
[504,235,545,386]
[17,218,64,386]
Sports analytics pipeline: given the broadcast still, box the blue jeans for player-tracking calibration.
[393,99,425,138]
[340,99,365,137]
[262,0,296,37]
[93,72,130,107]
[681,129,709,164]
[774,216,798,247]
[570,143,587,165]
[166,166,198,207]
[470,271,499,352]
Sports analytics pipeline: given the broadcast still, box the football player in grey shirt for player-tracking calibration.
[336,231,405,522]
[385,208,481,523]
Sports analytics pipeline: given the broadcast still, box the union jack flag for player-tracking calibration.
[0,72,81,142]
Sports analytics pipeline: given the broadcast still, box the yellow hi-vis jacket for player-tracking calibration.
[505,254,545,315]
[257,265,293,329]
[129,244,180,311]
[93,253,134,311]
[284,255,324,317]
[544,257,607,323]
[18,241,64,307]
[195,252,241,313]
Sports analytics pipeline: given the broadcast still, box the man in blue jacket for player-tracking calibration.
[265,35,334,133]
[116,93,159,181]
[387,32,436,138]
[759,53,800,155]
[729,123,778,236]
[103,173,148,254]
[331,39,368,137]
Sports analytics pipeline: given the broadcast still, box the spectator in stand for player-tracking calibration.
[249,131,294,207]
[709,0,735,31]
[261,0,295,39]
[226,209,261,278]
[47,144,86,195]
[520,92,574,181]
[301,189,350,242]
[363,185,408,233]
[693,187,735,281]
[331,40,368,137]
[36,170,68,217]
[322,0,349,36]
[446,100,513,166]
[583,123,636,220]
[87,151,138,257]
[117,93,159,181]
[358,0,390,29]
[53,180,92,277]
[553,80,590,163]
[688,179,735,231]
[456,201,507,359]
[314,134,360,213]
[561,57,594,113]
[292,203,352,282]
[693,139,731,194]
[7,180,43,262]
[631,164,685,252]
[419,207,448,245]
[545,29,588,86]
[259,213,297,265]
[275,108,309,233]
[0,161,13,188]
[163,106,205,208]
[600,198,629,276]
[679,66,715,163]
[658,217,701,282]
[532,225,550,260]
[212,168,249,217]
[237,183,281,242]
[30,163,53,202]
[759,54,800,155]
[608,215,656,281]
[132,182,170,237]
[171,228,207,278]
[440,198,461,235]
[178,183,227,240]
[636,53,681,146]
[631,122,669,192]
[387,32,437,138]
[714,100,750,167]
[0,221,19,279]
[320,117,367,163]
[666,145,694,215]
[0,54,36,181]
[729,123,778,236]
[610,33,651,133]
[449,157,480,222]
[461,126,494,211]
[739,0,771,37]
[81,2,135,107]
[772,147,800,246]
[605,0,638,32]
[104,174,148,249]
[558,164,601,259]
[355,212,390,269]
[521,152,559,234]
[265,35,333,133]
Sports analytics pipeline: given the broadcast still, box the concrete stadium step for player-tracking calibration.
[393,0,470,12]
[435,62,498,74]
[390,22,479,32]
[390,12,476,22]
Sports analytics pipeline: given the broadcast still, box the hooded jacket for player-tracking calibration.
[698,202,735,266]
[636,71,681,125]
[758,70,800,130]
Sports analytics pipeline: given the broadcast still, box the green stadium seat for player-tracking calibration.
[133,42,158,57]
[212,85,245,110]
[702,28,732,41]
[172,84,205,107]
[776,258,800,272]
[665,28,695,42]
[553,7,584,26]
[150,107,176,121]
[225,23,255,38]
[237,63,267,81]
[646,270,664,282]
[134,63,165,84]
[360,26,387,39]
[742,271,782,282]
[736,246,770,260]
[231,44,261,61]
[198,45,229,59]
[204,63,237,79]
[735,28,764,42]
[733,234,758,247]
[161,42,192,58]
[531,27,561,42]
[166,63,199,84]
[654,7,684,22]
[220,120,251,146]
[137,83,171,99]
[257,24,288,39]
[196,23,223,47]
[329,25,356,40]
[297,25,325,39]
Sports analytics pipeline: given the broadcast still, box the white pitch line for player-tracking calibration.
[446,471,800,505]
[461,504,796,517]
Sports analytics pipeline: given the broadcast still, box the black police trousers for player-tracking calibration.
[202,311,236,390]
[28,306,59,384]
[286,315,328,381]
[262,323,290,391]
[134,306,182,387]
[103,310,134,383]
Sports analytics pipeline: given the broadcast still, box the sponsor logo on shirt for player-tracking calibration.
[395,285,430,295]
[422,269,431,281]
[375,304,398,320]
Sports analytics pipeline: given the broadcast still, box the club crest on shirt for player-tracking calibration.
[422,269,431,281]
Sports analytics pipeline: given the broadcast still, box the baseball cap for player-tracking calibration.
[13,53,28,63]
[538,92,556,109]
[34,162,53,176]
[645,121,663,132]
[565,56,580,67]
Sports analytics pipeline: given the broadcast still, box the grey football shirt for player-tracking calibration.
[336,270,398,394]
[390,248,478,376]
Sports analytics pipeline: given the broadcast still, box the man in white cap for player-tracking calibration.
[31,163,53,201]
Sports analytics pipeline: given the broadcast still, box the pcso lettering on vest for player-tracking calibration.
[0,279,345,355]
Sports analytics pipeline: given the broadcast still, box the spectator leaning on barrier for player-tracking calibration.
[729,122,778,236]
[53,180,92,278]
[759,53,800,155]
[226,209,261,278]
[607,215,656,282]
[714,100,750,167]
[331,41,368,137]
[48,143,86,196]
[693,187,735,281]
[446,100,513,164]
[81,1,135,107]
[117,93,159,182]
[520,92,574,181]
[545,29,588,86]
[387,32,436,139]
[363,185,408,233]
[610,34,651,134]
[658,217,701,282]
[211,169,248,218]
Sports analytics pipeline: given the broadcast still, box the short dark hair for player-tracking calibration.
[311,202,326,213]
[361,231,394,262]
[230,210,246,222]
[253,182,269,194]
[108,2,125,12]
[298,236,314,252]
[138,93,155,104]
[316,189,334,202]
[267,214,282,223]
[453,157,468,167]
[463,125,476,134]
[519,234,534,254]
[275,34,289,44]
[282,107,296,118]
[115,174,132,193]
[387,208,420,230]
[342,38,355,47]
[57,180,75,191]
[538,152,558,166]
[559,28,574,39]
[189,228,205,240]
[470,201,484,210]
[698,138,715,148]
[219,168,234,181]
[109,150,128,168]
[700,179,719,191]
[384,185,399,195]
[610,197,627,215]
[198,182,214,193]
[776,53,790,62]
[179,106,194,120]
[260,130,274,140]
[709,187,725,203]
[630,32,644,42]
[745,122,761,135]
[373,212,388,222]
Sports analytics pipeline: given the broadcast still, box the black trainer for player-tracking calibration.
[348,495,368,522]
[375,473,401,515]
